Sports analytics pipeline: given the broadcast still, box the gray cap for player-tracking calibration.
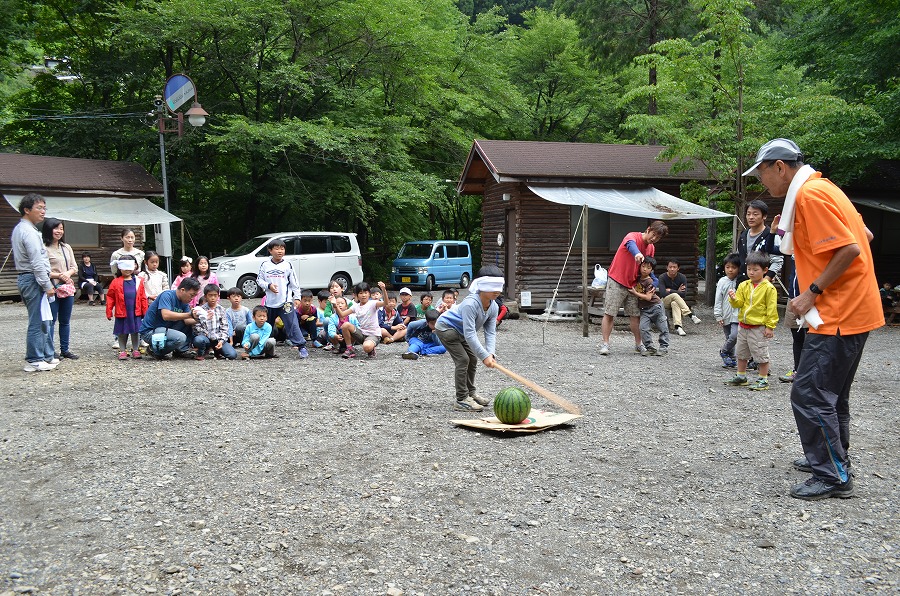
[742,138,803,176]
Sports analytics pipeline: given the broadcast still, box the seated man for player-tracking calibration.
[138,277,203,358]
[658,258,701,336]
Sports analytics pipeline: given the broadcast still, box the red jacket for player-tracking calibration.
[106,276,149,319]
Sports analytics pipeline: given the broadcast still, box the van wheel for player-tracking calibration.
[459,273,471,288]
[330,272,352,292]
[425,275,436,291]
[238,275,261,299]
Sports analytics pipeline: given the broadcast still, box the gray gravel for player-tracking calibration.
[1,300,898,595]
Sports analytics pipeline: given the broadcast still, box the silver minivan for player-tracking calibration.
[211,232,363,298]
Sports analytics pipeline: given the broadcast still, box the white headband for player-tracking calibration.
[468,275,504,294]
[117,260,136,271]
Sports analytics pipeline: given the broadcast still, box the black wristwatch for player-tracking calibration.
[809,283,823,295]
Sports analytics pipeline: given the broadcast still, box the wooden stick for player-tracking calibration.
[493,363,582,415]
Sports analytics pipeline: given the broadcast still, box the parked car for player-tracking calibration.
[210,232,363,298]
[390,240,472,291]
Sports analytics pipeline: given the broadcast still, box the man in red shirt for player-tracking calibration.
[744,138,883,500]
[599,221,669,356]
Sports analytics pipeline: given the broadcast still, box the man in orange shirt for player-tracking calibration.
[744,138,883,501]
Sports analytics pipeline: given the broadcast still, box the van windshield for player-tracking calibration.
[225,236,268,257]
[398,243,434,259]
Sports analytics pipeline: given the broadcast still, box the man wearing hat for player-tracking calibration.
[743,138,883,500]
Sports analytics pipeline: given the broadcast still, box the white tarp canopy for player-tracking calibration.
[3,194,181,225]
[527,186,733,219]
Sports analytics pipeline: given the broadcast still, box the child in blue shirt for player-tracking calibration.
[402,309,445,360]
[241,306,276,359]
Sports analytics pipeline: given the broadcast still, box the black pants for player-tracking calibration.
[790,331,868,484]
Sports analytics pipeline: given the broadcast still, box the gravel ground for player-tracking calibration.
[1,300,898,595]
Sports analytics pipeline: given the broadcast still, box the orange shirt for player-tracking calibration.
[792,172,883,335]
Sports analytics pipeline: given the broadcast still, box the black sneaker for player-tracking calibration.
[790,476,855,500]
[402,352,419,360]
[793,456,853,476]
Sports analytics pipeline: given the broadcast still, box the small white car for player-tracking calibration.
[210,232,363,298]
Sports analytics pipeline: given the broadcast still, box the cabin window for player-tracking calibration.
[63,221,99,247]
[570,208,647,249]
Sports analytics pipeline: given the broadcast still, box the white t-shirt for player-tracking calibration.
[350,300,381,335]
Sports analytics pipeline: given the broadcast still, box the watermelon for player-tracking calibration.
[494,387,531,424]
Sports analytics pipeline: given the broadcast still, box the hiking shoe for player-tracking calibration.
[298,347,309,359]
[793,456,854,476]
[132,350,142,359]
[779,369,796,383]
[471,394,490,406]
[454,396,484,412]
[790,476,855,501]
[749,378,770,391]
[342,347,357,359]
[637,344,649,356]
[599,343,610,356]
[118,351,129,361]
[675,326,686,336]
[402,352,419,360]
[725,374,748,386]
[690,314,702,324]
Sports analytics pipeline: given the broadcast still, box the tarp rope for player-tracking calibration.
[541,206,584,345]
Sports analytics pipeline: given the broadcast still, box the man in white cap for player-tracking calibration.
[743,138,883,500]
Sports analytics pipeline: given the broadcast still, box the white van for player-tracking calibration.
[210,232,363,298]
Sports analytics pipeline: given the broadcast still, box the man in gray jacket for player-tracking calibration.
[12,193,58,372]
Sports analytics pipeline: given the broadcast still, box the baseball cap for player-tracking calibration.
[399,287,412,295]
[742,138,803,176]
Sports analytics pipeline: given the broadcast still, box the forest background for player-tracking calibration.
[0,0,897,281]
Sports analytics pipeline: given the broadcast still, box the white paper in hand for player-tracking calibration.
[796,305,823,330]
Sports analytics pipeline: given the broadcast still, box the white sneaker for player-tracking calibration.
[48,358,60,365]
[112,339,120,349]
[24,361,56,372]
[676,326,687,336]
[454,396,484,412]
[690,314,702,324]
[599,343,610,355]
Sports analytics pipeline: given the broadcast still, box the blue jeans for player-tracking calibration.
[266,306,306,346]
[193,335,237,359]
[49,294,74,353]
[18,273,54,363]
[721,322,738,356]
[140,327,190,356]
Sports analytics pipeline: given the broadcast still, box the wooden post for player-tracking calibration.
[582,205,589,337]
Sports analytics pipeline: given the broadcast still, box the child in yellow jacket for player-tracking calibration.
[725,251,779,390]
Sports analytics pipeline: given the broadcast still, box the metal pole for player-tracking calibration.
[158,118,172,283]
[582,204,589,337]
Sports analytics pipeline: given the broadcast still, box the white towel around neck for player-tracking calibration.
[775,164,816,256]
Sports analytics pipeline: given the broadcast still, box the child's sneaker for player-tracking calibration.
[342,347,357,359]
[118,351,128,361]
[719,350,731,367]
[599,343,610,356]
[749,378,770,391]
[132,350,142,359]
[675,326,686,336]
[779,369,796,383]
[655,348,668,356]
[690,313,702,324]
[298,347,309,359]
[636,344,649,356]
[313,340,324,349]
[725,374,748,386]
[366,348,376,359]
[747,359,759,370]
[724,357,737,368]
[402,351,419,360]
[323,343,333,351]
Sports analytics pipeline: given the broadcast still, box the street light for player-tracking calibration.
[153,74,208,279]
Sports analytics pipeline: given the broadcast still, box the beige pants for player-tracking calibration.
[663,293,691,327]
